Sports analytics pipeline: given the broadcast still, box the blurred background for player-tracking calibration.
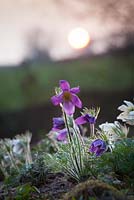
[0,0,134,142]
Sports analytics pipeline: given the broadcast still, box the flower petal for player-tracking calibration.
[52,117,65,130]
[129,110,134,116]
[71,94,82,108]
[70,87,80,94]
[51,94,63,105]
[89,139,107,156]
[63,101,75,115]
[96,149,104,156]
[75,116,87,125]
[59,80,70,91]
[117,114,126,121]
[89,146,96,153]
[118,105,128,111]
[57,129,67,141]
[124,100,134,107]
[93,139,102,147]
[85,114,96,124]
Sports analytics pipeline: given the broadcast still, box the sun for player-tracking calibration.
[68,27,90,49]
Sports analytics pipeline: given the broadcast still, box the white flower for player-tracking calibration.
[12,139,24,154]
[117,100,134,126]
[99,121,129,143]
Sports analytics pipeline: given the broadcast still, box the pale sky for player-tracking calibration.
[0,0,134,65]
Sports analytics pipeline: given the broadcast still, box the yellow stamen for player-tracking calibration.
[63,91,72,101]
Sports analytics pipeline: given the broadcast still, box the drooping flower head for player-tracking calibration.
[75,107,100,125]
[52,117,65,131]
[117,100,134,126]
[56,128,68,142]
[89,139,107,156]
[49,117,68,142]
[51,80,82,115]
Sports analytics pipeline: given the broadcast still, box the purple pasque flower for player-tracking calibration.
[75,107,100,125]
[51,80,82,115]
[56,128,68,142]
[52,117,65,131]
[51,117,67,142]
[75,114,96,125]
[89,139,107,156]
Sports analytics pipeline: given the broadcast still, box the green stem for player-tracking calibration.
[90,157,98,179]
[63,110,81,179]
[27,143,32,164]
[90,124,95,137]
[63,109,72,143]
[63,165,80,182]
[74,123,85,147]
[72,127,84,173]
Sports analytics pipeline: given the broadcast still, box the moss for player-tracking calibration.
[63,179,125,200]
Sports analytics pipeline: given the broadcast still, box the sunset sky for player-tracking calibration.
[0,0,133,65]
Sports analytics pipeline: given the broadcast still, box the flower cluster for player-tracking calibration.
[0,79,133,186]
[50,80,133,161]
[50,80,104,155]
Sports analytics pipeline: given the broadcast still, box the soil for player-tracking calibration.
[40,172,76,199]
[0,172,134,200]
[0,173,76,200]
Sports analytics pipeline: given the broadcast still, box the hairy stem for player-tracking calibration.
[90,124,95,137]
[63,110,81,181]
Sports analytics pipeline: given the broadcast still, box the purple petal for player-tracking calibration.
[71,94,82,108]
[85,114,96,124]
[100,142,107,150]
[63,101,75,115]
[57,129,67,141]
[96,149,105,156]
[92,139,102,147]
[52,127,59,131]
[89,146,97,153]
[89,139,107,156]
[75,116,87,125]
[70,87,80,94]
[51,94,63,106]
[52,117,65,130]
[59,80,70,91]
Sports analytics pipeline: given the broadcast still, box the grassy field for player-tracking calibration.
[0,54,133,112]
